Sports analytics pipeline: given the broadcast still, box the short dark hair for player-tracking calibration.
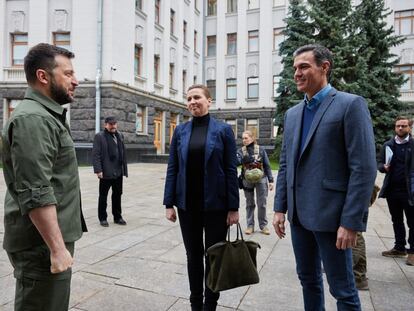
[395,115,413,127]
[24,43,75,85]
[293,44,333,80]
[187,84,212,99]
[104,116,117,124]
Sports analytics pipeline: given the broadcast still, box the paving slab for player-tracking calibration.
[0,164,412,310]
[369,279,414,311]
[74,285,177,311]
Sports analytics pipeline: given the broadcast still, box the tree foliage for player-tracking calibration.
[275,0,406,150]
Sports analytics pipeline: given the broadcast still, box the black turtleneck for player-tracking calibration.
[186,113,210,210]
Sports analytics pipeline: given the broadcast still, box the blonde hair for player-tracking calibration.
[187,84,211,99]
[242,130,257,143]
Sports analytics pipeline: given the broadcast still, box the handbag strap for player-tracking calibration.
[227,223,244,242]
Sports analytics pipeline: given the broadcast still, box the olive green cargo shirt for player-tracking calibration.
[2,88,87,253]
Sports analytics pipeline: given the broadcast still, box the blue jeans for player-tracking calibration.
[290,224,361,311]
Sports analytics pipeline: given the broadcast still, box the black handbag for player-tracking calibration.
[206,223,261,293]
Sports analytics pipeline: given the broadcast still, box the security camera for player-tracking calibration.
[110,66,117,71]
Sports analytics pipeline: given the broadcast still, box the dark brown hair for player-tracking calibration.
[24,43,75,84]
[395,115,414,127]
[293,44,333,81]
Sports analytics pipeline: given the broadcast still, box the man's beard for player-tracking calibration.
[396,132,409,139]
[50,77,73,105]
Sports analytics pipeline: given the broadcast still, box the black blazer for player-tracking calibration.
[92,130,128,179]
[378,136,414,204]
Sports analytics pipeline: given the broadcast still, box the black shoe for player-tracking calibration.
[114,218,127,225]
[100,220,109,227]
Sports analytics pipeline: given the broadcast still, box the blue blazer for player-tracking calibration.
[274,88,377,232]
[163,116,239,211]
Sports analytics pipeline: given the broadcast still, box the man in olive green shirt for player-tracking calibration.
[2,43,87,311]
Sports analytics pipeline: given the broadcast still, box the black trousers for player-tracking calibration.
[178,208,228,311]
[386,192,414,253]
[98,176,123,221]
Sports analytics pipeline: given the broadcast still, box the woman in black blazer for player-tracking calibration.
[163,84,239,311]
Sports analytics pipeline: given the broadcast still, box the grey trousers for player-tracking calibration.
[243,178,268,229]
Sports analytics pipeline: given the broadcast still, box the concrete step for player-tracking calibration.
[140,154,169,163]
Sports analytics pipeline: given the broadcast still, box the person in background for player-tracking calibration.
[93,116,128,227]
[237,130,274,235]
[352,185,380,291]
[163,84,239,311]
[377,116,414,266]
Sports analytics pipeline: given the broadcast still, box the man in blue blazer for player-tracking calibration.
[273,45,377,311]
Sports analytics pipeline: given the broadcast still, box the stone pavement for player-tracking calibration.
[0,163,413,311]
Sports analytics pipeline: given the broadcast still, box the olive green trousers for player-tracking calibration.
[7,242,74,311]
[352,232,367,283]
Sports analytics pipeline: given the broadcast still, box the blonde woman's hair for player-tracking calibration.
[242,130,257,143]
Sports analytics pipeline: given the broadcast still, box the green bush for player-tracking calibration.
[269,135,283,164]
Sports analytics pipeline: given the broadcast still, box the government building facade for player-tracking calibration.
[0,0,413,162]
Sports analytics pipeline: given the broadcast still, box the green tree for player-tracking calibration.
[275,0,313,131]
[350,0,406,149]
[275,0,406,152]
[275,0,354,132]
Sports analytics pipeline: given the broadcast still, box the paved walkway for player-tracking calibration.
[0,163,413,311]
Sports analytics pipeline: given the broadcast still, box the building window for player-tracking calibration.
[227,0,237,13]
[395,65,414,90]
[273,75,281,97]
[248,30,259,52]
[155,0,161,24]
[183,21,187,45]
[248,0,259,10]
[207,79,216,100]
[226,119,237,138]
[195,0,198,10]
[248,77,259,98]
[246,119,259,137]
[154,55,160,83]
[208,0,217,16]
[395,10,414,35]
[170,9,175,35]
[169,63,174,89]
[194,30,197,52]
[272,119,279,138]
[53,32,71,50]
[207,35,216,57]
[193,75,197,84]
[134,45,142,77]
[273,28,284,51]
[227,33,237,55]
[182,70,187,94]
[135,105,146,134]
[135,0,143,10]
[11,33,28,66]
[273,0,285,6]
[170,113,178,143]
[226,78,237,100]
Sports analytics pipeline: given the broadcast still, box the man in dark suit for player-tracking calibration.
[378,116,414,266]
[273,44,377,310]
[93,116,128,227]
